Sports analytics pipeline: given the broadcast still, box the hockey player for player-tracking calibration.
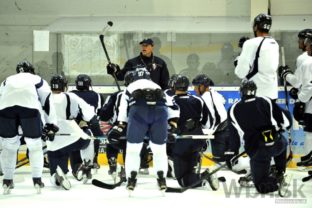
[226,80,292,194]
[170,75,218,190]
[47,75,98,190]
[192,74,228,163]
[109,68,179,193]
[69,74,104,175]
[98,71,135,180]
[235,13,279,100]
[0,61,58,194]
[169,75,219,190]
[279,33,312,164]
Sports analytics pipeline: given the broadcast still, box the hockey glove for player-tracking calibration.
[106,63,120,76]
[278,65,292,80]
[289,87,299,100]
[167,123,179,143]
[42,123,59,142]
[107,123,126,145]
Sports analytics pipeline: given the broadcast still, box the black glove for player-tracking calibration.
[106,63,120,76]
[289,87,299,100]
[107,124,125,145]
[42,123,59,141]
[224,151,236,170]
[278,65,292,80]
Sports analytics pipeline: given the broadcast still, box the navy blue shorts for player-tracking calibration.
[126,105,168,145]
[0,106,42,138]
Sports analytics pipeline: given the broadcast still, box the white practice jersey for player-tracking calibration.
[118,79,179,123]
[0,72,57,125]
[201,89,227,132]
[235,36,279,99]
[286,52,312,88]
[47,92,96,151]
[297,58,312,114]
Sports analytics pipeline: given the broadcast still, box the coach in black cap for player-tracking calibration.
[107,38,169,89]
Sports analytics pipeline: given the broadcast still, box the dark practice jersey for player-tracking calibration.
[98,91,123,124]
[71,90,104,114]
[116,53,169,89]
[173,93,212,135]
[228,96,291,155]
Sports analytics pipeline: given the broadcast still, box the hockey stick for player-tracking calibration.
[99,21,121,92]
[92,178,124,190]
[165,151,246,193]
[199,152,247,175]
[281,46,293,165]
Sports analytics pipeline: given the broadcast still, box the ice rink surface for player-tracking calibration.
[0,166,311,208]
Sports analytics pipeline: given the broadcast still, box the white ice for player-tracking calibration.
[0,166,311,208]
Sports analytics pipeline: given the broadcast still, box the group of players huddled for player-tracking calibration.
[0,12,312,196]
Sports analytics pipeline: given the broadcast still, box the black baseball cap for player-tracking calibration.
[139,38,154,46]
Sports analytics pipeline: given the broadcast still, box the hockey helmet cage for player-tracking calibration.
[75,74,92,91]
[192,74,214,88]
[16,60,35,74]
[253,13,272,32]
[50,75,68,92]
[174,75,189,91]
[239,80,257,99]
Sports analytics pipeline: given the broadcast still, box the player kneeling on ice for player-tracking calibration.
[109,68,179,193]
[0,61,58,194]
[168,75,219,190]
[47,75,99,190]
[226,80,292,194]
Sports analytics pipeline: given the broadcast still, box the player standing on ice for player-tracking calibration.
[69,74,104,176]
[47,75,98,190]
[108,67,179,194]
[98,71,135,181]
[0,61,58,194]
[235,13,279,100]
[226,80,292,194]
[278,30,312,163]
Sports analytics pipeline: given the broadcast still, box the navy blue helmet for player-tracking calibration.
[192,74,214,87]
[253,13,272,32]
[174,75,189,91]
[16,60,35,74]
[239,80,257,99]
[75,74,92,91]
[50,75,68,92]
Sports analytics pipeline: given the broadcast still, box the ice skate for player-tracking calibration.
[33,177,44,194]
[238,173,254,188]
[108,157,117,182]
[55,166,71,190]
[157,171,167,196]
[201,169,219,191]
[2,179,14,195]
[278,173,293,197]
[77,160,93,184]
[126,171,137,197]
